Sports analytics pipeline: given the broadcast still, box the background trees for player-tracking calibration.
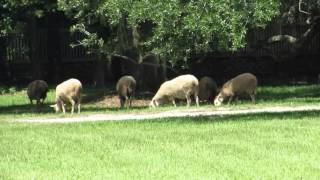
[0,0,56,80]
[264,0,320,54]
[56,0,281,87]
[1,0,319,86]
[57,0,281,66]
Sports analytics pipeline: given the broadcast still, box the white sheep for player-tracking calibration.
[50,78,82,114]
[149,74,199,107]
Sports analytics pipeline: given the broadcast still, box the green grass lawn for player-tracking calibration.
[0,111,320,179]
[0,85,320,179]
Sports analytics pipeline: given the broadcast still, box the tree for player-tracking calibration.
[262,0,320,54]
[58,0,280,87]
[0,0,57,79]
[58,0,280,65]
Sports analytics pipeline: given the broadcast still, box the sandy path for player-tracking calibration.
[15,105,320,124]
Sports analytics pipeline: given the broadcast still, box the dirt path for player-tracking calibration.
[15,105,320,124]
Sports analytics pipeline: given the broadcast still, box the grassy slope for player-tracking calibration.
[0,111,320,179]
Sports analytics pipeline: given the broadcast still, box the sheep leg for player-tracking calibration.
[128,97,132,108]
[250,94,256,104]
[234,96,239,104]
[70,99,75,114]
[227,96,234,105]
[77,103,81,114]
[60,101,66,114]
[30,99,33,105]
[125,97,130,109]
[119,97,125,108]
[186,96,191,107]
[40,98,45,105]
[194,94,199,107]
[172,99,176,107]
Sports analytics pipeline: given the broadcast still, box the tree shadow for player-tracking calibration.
[183,110,320,124]
[81,88,111,104]
[0,103,54,115]
[258,85,320,100]
[84,105,148,113]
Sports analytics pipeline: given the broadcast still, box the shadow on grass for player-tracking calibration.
[258,85,320,100]
[167,110,320,124]
[0,103,55,115]
[84,105,148,112]
[81,88,110,104]
[0,103,150,116]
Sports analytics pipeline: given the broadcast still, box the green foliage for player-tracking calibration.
[57,0,281,66]
[0,0,56,36]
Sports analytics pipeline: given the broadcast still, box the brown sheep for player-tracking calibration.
[214,73,257,106]
[149,74,199,107]
[50,78,82,114]
[27,80,48,105]
[116,75,136,108]
[198,76,217,103]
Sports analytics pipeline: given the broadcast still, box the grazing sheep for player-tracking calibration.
[214,73,257,106]
[149,74,199,107]
[198,76,218,103]
[27,80,48,105]
[50,78,82,114]
[116,75,136,108]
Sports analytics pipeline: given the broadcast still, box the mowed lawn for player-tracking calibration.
[0,111,320,179]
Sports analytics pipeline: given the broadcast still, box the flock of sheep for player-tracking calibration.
[26,73,257,114]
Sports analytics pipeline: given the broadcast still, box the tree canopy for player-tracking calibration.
[0,0,56,36]
[57,0,281,67]
[265,0,320,53]
[2,0,319,66]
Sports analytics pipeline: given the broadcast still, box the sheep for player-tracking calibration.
[116,75,136,108]
[214,73,257,106]
[27,80,49,105]
[50,78,82,114]
[198,76,218,103]
[149,74,199,107]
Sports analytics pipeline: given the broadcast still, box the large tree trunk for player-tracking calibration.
[0,37,11,83]
[46,13,62,84]
[28,17,43,80]
[93,53,105,87]
[105,55,113,81]
[160,57,167,82]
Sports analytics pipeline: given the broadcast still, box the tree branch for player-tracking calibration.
[267,35,298,44]
[112,54,138,65]
[299,0,311,15]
